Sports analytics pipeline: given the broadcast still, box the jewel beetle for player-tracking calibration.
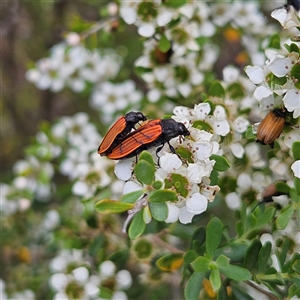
[98,111,147,156]
[256,109,286,148]
[107,118,190,160]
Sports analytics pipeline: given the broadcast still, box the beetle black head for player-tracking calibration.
[160,119,190,141]
[125,111,147,125]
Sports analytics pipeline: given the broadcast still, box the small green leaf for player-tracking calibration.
[120,190,144,203]
[294,177,300,196]
[209,81,225,99]
[156,253,183,272]
[184,272,205,300]
[292,258,300,275]
[152,180,164,190]
[206,217,223,257]
[192,120,213,132]
[244,239,261,271]
[210,154,230,172]
[139,151,156,167]
[291,65,300,89]
[128,210,146,239]
[253,207,276,230]
[275,181,290,194]
[231,283,255,300]
[216,255,230,268]
[134,160,155,185]
[214,242,248,263]
[149,202,168,221]
[163,0,186,8]
[191,256,211,272]
[277,237,293,268]
[95,199,134,214]
[143,205,152,224]
[183,250,199,267]
[276,204,294,230]
[245,126,256,140]
[149,189,177,202]
[258,242,272,273]
[219,264,251,281]
[158,34,171,52]
[210,269,221,291]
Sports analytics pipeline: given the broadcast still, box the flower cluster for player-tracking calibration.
[26,43,122,93]
[110,104,237,225]
[90,80,144,124]
[49,250,132,300]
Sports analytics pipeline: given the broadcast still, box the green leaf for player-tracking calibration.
[258,242,272,273]
[120,190,144,203]
[295,177,300,196]
[209,81,225,99]
[245,126,256,140]
[184,272,205,300]
[219,264,251,281]
[183,250,199,267]
[206,217,223,257]
[252,207,276,230]
[156,253,183,272]
[244,239,261,271]
[139,151,156,168]
[236,220,244,237]
[276,204,294,230]
[163,0,186,8]
[214,242,248,263]
[128,210,146,239]
[288,284,299,299]
[192,120,213,132]
[148,189,177,202]
[134,160,155,185]
[210,269,221,291]
[268,34,281,49]
[210,154,230,172]
[276,237,293,268]
[216,255,230,268]
[152,180,164,190]
[292,258,300,274]
[158,34,171,52]
[231,283,255,300]
[149,202,168,221]
[275,181,290,194]
[95,199,134,214]
[291,65,300,89]
[191,256,211,272]
[292,141,300,160]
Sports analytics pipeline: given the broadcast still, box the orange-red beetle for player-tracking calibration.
[98,111,147,156]
[256,109,286,147]
[107,118,190,160]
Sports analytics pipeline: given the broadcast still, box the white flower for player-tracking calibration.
[283,89,300,118]
[178,206,194,224]
[225,192,241,211]
[291,160,300,178]
[165,202,180,223]
[245,66,265,85]
[115,270,132,290]
[99,260,116,278]
[159,153,182,173]
[271,6,300,29]
[186,193,208,214]
[72,267,89,282]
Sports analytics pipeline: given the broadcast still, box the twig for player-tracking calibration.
[122,195,148,233]
[80,17,118,40]
[245,280,279,300]
[151,235,184,254]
